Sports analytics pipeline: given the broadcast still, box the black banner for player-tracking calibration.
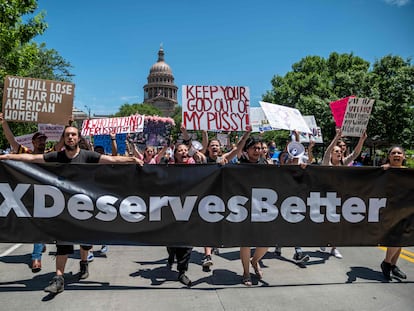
[0,161,413,247]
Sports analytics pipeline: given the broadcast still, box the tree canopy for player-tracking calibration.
[0,0,73,150]
[262,52,414,149]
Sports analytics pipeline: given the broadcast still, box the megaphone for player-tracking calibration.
[287,141,305,158]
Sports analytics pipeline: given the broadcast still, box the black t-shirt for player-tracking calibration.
[43,149,101,163]
[238,155,267,164]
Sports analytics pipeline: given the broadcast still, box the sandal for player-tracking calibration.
[242,275,252,286]
[251,260,263,279]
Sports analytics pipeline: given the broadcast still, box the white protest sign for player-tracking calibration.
[250,107,272,132]
[182,85,250,131]
[299,116,323,144]
[81,115,145,136]
[259,101,311,134]
[341,97,374,137]
[38,124,65,141]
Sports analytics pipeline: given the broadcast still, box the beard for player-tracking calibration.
[64,143,77,151]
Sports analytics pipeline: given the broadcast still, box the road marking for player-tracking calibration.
[0,243,22,257]
[378,246,414,263]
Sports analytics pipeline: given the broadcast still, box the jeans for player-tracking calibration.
[31,243,45,260]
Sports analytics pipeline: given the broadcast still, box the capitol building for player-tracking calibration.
[143,46,178,117]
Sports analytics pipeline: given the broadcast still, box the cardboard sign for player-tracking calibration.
[182,85,250,131]
[81,115,145,136]
[329,96,355,127]
[259,101,311,134]
[250,107,272,132]
[341,97,374,137]
[299,116,323,144]
[2,76,74,125]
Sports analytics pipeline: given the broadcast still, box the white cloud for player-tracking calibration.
[384,0,410,7]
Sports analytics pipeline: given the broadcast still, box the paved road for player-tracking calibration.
[0,243,413,310]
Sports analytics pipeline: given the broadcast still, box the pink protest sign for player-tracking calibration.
[329,96,355,127]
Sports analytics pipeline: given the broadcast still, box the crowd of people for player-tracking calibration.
[0,112,408,294]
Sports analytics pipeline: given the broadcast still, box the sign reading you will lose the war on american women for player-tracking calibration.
[2,76,74,125]
[182,85,250,131]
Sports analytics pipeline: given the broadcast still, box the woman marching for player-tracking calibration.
[380,146,408,281]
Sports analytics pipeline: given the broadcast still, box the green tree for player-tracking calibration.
[263,52,414,149]
[0,0,74,150]
[114,103,162,117]
[368,55,414,147]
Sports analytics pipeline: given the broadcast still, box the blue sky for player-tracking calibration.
[33,0,413,116]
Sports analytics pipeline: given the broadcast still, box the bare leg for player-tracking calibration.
[56,254,68,276]
[240,247,251,276]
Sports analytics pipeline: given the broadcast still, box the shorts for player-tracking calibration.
[56,244,93,255]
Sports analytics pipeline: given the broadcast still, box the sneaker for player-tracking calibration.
[381,261,392,281]
[293,252,310,263]
[99,245,108,254]
[212,247,220,255]
[44,275,64,294]
[87,251,94,262]
[178,272,192,287]
[202,255,213,268]
[331,248,343,259]
[42,245,46,253]
[391,265,407,279]
[79,261,89,280]
[274,246,282,257]
[320,247,326,252]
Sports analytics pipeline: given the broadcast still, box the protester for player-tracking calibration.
[321,128,368,258]
[380,146,407,281]
[198,129,251,269]
[0,126,144,294]
[237,134,270,286]
[274,132,313,264]
[165,143,205,287]
[0,112,56,273]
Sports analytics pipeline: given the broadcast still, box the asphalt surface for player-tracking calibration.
[0,244,413,310]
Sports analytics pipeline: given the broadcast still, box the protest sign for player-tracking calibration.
[329,96,355,127]
[131,116,175,149]
[182,85,250,131]
[299,116,323,144]
[2,76,74,125]
[341,97,374,137]
[38,124,65,141]
[250,107,272,132]
[81,115,145,136]
[259,101,311,133]
[14,134,33,151]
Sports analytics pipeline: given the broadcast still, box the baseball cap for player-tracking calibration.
[32,132,48,140]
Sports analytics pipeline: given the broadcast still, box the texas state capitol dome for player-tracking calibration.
[143,46,178,117]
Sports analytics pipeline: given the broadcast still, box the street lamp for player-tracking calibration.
[84,105,91,119]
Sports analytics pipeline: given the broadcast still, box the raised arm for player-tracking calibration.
[0,112,20,152]
[201,130,208,154]
[110,132,118,156]
[231,127,252,160]
[307,140,315,164]
[343,130,368,165]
